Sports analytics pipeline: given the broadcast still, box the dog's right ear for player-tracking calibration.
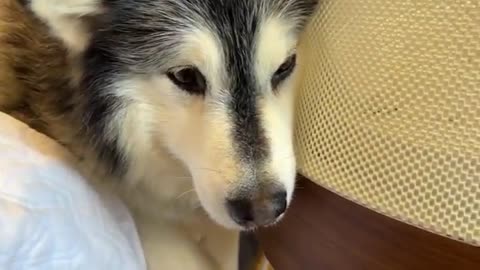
[24,0,107,54]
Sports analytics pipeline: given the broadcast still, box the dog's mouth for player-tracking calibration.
[239,213,286,231]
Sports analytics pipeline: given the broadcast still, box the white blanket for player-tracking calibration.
[0,112,146,270]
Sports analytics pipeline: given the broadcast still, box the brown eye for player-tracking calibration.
[271,54,297,89]
[167,67,207,95]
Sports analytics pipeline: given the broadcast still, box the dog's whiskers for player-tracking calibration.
[169,176,192,180]
[176,189,196,200]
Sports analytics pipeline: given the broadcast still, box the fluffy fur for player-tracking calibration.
[0,0,317,269]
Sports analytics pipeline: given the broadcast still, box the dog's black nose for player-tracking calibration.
[272,191,287,218]
[226,190,287,227]
[226,198,254,225]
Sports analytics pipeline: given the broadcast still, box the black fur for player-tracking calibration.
[82,45,127,175]
[204,1,268,162]
[81,0,317,173]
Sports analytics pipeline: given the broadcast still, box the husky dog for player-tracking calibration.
[0,0,317,269]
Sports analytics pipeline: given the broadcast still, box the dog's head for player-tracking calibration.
[27,0,317,230]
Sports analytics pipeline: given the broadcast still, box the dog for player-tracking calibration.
[0,0,317,269]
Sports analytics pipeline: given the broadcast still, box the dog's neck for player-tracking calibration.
[119,147,203,223]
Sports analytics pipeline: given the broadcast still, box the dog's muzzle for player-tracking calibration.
[226,184,287,228]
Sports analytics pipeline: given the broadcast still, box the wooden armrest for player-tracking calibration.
[257,175,480,270]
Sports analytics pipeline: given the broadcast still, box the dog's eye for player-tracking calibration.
[167,67,206,95]
[271,54,297,89]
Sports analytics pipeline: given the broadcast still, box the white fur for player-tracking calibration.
[28,0,304,268]
[30,0,103,54]
[256,17,299,204]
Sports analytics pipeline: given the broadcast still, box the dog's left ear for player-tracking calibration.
[25,0,107,54]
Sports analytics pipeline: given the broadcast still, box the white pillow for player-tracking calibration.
[0,112,146,270]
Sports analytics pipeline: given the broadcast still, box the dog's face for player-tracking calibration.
[29,0,317,230]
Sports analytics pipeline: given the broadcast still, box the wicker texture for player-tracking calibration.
[295,0,480,245]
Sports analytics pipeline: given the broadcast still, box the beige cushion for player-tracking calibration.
[295,0,480,246]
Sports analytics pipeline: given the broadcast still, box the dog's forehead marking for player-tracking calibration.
[201,1,268,163]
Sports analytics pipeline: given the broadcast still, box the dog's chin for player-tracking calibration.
[201,207,244,230]
[227,217,285,233]
[240,213,286,232]
[194,201,251,231]
[200,204,287,232]
[193,195,239,229]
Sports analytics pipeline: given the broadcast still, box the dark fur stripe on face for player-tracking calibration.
[199,1,317,163]
[203,1,268,162]
[80,0,317,173]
